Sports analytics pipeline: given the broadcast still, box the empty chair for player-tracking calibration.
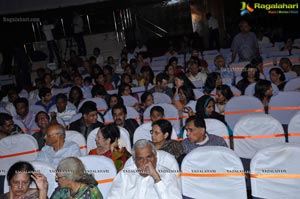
[181,146,247,199]
[79,155,117,199]
[0,134,39,174]
[121,96,139,107]
[152,92,172,104]
[250,143,300,199]
[77,98,108,115]
[143,103,180,134]
[224,96,264,129]
[284,77,300,91]
[288,111,300,143]
[65,130,87,155]
[268,91,300,125]
[233,113,285,159]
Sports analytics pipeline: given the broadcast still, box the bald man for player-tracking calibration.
[36,123,81,167]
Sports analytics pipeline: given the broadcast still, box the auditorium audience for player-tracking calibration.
[236,64,260,95]
[215,85,234,114]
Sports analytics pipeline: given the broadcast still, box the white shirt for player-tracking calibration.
[188,72,207,83]
[73,15,84,33]
[208,17,219,30]
[133,45,148,55]
[42,24,54,41]
[49,103,77,125]
[96,55,104,66]
[107,164,182,199]
[36,141,81,167]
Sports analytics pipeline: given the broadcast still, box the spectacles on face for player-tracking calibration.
[150,130,162,136]
[55,175,65,181]
[45,133,60,138]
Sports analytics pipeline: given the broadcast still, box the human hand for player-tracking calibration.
[143,162,161,183]
[31,173,48,192]
[184,106,195,117]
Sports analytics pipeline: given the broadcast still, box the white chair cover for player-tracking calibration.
[65,130,87,155]
[288,111,300,143]
[193,89,204,100]
[104,109,114,124]
[143,103,180,134]
[125,106,141,125]
[250,143,300,199]
[204,118,230,147]
[79,155,117,199]
[181,146,247,199]
[121,96,139,107]
[29,104,46,114]
[284,77,300,91]
[133,122,177,144]
[87,127,99,153]
[51,87,71,96]
[77,98,108,115]
[119,127,132,154]
[268,91,300,124]
[191,80,204,89]
[233,113,285,159]
[152,92,172,104]
[224,96,264,129]
[0,134,39,175]
[131,86,146,100]
[181,100,196,126]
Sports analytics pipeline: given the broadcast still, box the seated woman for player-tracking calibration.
[51,157,103,199]
[0,161,48,199]
[118,83,139,102]
[138,66,154,89]
[236,64,260,95]
[173,85,195,118]
[94,72,115,90]
[203,72,223,94]
[140,91,154,122]
[279,57,297,80]
[254,79,273,113]
[173,73,195,101]
[164,63,176,84]
[269,68,286,91]
[151,119,185,164]
[68,86,84,108]
[215,85,234,114]
[88,124,131,172]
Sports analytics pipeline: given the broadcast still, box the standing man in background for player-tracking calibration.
[72,12,87,56]
[206,13,220,50]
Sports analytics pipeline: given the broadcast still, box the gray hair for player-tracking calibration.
[57,157,97,185]
[132,139,157,159]
[46,123,66,138]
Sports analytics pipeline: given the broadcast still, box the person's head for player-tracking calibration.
[188,61,199,76]
[95,124,120,150]
[251,57,263,71]
[196,95,215,118]
[151,119,172,145]
[132,139,157,177]
[43,73,53,85]
[103,65,114,77]
[155,73,169,90]
[69,86,83,104]
[35,111,50,131]
[121,73,133,85]
[204,72,222,94]
[124,64,135,75]
[254,80,273,102]
[279,57,292,72]
[165,64,175,78]
[38,87,52,103]
[185,115,206,143]
[129,58,138,69]
[141,92,154,108]
[112,104,127,127]
[79,101,98,125]
[13,98,29,118]
[239,20,250,33]
[44,123,65,147]
[95,72,106,86]
[120,58,128,69]
[174,73,195,89]
[93,47,100,57]
[91,84,107,98]
[55,93,68,113]
[56,157,97,188]
[83,76,92,87]
[108,94,124,109]
[91,64,102,79]
[0,113,14,135]
[269,68,286,83]
[214,55,226,69]
[205,12,212,20]
[118,83,132,96]
[168,57,178,68]
[107,56,114,64]
[73,74,83,87]
[7,161,34,197]
[150,106,164,122]
[178,85,195,105]
[140,66,154,84]
[7,87,19,103]
[216,85,233,104]
[241,64,260,80]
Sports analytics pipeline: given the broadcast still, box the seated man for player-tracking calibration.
[13,97,37,134]
[32,111,50,149]
[149,73,173,98]
[182,115,227,154]
[35,87,56,112]
[36,123,81,167]
[0,112,21,140]
[49,93,77,125]
[69,101,104,139]
[186,60,207,84]
[112,104,139,146]
[107,139,182,199]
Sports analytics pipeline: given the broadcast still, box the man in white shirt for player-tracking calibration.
[186,60,207,84]
[42,20,60,63]
[108,139,182,199]
[36,123,81,167]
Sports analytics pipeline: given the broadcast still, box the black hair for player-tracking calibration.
[156,73,169,84]
[69,86,84,107]
[7,161,35,186]
[0,113,13,126]
[141,91,153,104]
[185,115,206,129]
[91,85,108,98]
[174,73,195,89]
[108,94,124,108]
[150,106,164,116]
[35,111,50,123]
[204,72,221,94]
[152,119,172,140]
[216,85,234,101]
[100,124,120,144]
[120,73,133,84]
[254,79,272,102]
[269,68,286,82]
[13,97,29,108]
[118,83,132,96]
[79,101,97,115]
[178,85,195,103]
[112,104,127,115]
[55,93,68,103]
[241,64,260,80]
[168,57,178,65]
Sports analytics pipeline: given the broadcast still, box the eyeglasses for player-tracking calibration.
[55,175,65,181]
[45,133,60,138]
[150,130,162,135]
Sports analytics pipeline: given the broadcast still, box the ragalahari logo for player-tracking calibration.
[240,2,255,16]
